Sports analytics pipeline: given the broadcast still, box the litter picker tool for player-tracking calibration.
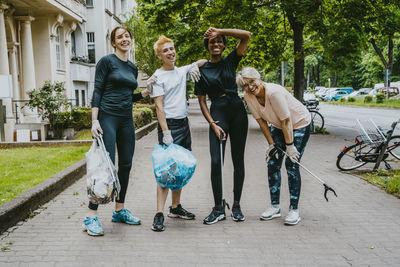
[275,145,337,201]
[220,132,230,210]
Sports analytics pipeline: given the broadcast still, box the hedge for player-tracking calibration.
[53,106,154,131]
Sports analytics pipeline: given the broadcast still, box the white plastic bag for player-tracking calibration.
[86,136,121,205]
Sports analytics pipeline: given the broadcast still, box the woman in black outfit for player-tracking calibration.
[83,26,152,236]
[195,27,251,224]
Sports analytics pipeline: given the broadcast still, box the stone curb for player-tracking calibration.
[0,120,158,234]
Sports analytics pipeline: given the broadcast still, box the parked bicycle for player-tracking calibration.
[336,119,400,171]
[303,99,324,134]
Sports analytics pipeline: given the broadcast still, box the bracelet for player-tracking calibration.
[286,141,294,146]
[209,121,216,125]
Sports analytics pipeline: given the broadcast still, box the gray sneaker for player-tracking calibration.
[284,209,301,225]
[260,205,281,221]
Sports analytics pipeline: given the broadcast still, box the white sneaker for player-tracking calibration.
[260,205,281,221]
[284,209,301,225]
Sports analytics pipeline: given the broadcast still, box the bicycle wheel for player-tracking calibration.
[388,135,400,160]
[309,110,324,133]
[336,142,370,171]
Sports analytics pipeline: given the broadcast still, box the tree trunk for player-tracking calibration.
[287,13,305,101]
[316,64,320,86]
[333,72,337,87]
[388,36,393,87]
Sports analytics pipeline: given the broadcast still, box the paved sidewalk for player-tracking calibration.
[1,100,400,266]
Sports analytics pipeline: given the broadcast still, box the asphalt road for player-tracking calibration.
[318,103,400,139]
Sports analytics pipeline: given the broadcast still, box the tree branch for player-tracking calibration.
[369,38,388,68]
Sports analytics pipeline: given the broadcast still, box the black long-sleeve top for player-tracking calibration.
[91,54,142,117]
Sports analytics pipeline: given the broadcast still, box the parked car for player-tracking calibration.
[324,90,350,101]
[377,87,399,97]
[344,88,372,99]
[304,92,317,101]
[336,87,354,94]
[368,88,379,96]
[314,86,326,93]
[316,87,332,98]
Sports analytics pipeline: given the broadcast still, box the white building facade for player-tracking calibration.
[0,0,135,142]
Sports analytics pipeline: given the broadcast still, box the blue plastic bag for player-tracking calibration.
[152,144,197,191]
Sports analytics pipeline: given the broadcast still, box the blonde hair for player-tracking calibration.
[236,66,261,88]
[153,35,174,55]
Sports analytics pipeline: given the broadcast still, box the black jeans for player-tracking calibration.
[157,117,192,151]
[267,123,311,210]
[209,94,248,206]
[88,112,135,211]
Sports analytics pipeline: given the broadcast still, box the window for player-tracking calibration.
[86,0,93,7]
[81,90,86,107]
[55,27,61,69]
[71,31,76,57]
[87,32,95,63]
[75,90,80,106]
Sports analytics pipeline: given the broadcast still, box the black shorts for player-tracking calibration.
[157,117,192,151]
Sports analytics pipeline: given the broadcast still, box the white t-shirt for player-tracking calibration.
[150,65,191,119]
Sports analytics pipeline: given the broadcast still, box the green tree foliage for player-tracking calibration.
[125,15,160,76]
[134,0,400,96]
[136,0,325,100]
[319,0,400,87]
[27,81,70,138]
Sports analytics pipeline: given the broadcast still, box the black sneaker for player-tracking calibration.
[203,207,226,225]
[231,203,245,222]
[151,212,165,232]
[168,204,195,220]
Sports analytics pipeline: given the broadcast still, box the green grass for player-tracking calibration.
[74,129,92,140]
[361,169,400,197]
[325,97,400,108]
[0,146,90,205]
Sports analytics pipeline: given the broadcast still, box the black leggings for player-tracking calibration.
[209,94,248,206]
[88,112,135,211]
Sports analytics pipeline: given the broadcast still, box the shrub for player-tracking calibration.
[52,108,92,131]
[348,97,356,102]
[133,107,153,129]
[364,95,373,103]
[376,93,385,104]
[340,97,346,102]
[134,103,156,118]
[27,81,70,138]
[70,108,92,130]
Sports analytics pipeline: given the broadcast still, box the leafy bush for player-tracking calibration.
[53,108,91,131]
[348,97,356,102]
[133,107,153,129]
[340,97,346,102]
[70,108,92,130]
[376,93,385,104]
[364,95,373,103]
[27,81,70,138]
[134,103,156,118]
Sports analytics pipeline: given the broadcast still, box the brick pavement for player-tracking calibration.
[1,99,400,266]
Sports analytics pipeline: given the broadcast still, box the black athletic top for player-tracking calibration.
[194,49,242,101]
[91,54,142,117]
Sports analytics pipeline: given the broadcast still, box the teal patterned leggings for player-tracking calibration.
[267,124,311,209]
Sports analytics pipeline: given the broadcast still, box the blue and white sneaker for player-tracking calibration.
[112,209,141,225]
[83,215,104,236]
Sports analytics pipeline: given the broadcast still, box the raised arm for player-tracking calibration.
[204,27,251,56]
